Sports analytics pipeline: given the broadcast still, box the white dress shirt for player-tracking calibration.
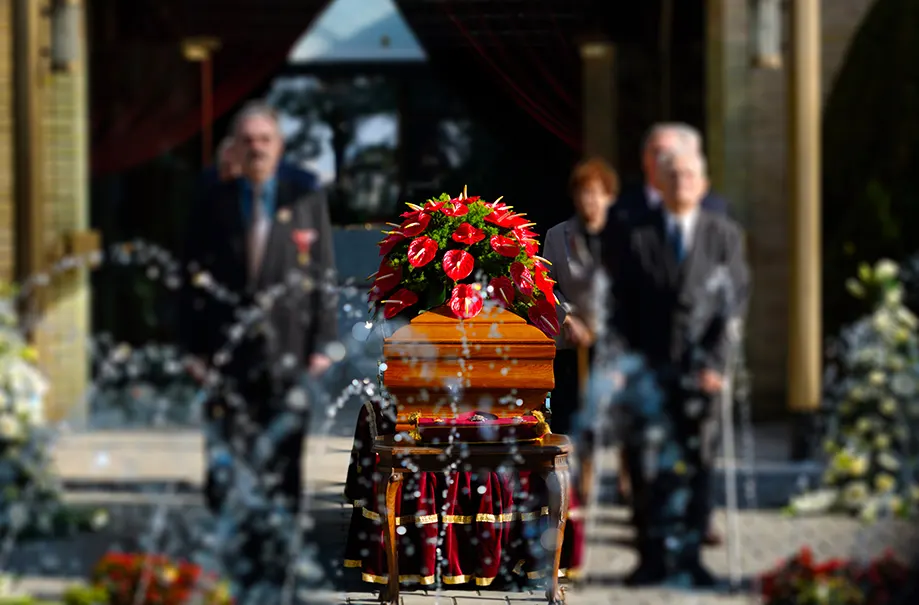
[645,184,662,209]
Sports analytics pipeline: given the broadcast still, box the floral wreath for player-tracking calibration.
[368,189,560,337]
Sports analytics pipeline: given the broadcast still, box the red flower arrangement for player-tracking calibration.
[79,552,232,605]
[368,190,560,336]
[761,547,909,605]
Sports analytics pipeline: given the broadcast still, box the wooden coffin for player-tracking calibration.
[381,305,555,429]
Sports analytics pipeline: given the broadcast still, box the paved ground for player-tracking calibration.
[1,422,911,605]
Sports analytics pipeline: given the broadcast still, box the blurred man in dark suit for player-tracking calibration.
[613,122,730,546]
[179,101,338,589]
[617,123,729,221]
[612,147,749,587]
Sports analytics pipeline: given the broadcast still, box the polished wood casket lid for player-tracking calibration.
[382,305,555,422]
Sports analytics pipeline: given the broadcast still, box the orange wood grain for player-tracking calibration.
[382,305,556,425]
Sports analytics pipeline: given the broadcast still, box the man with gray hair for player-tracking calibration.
[616,122,729,221]
[612,122,730,548]
[611,146,749,587]
[179,99,339,590]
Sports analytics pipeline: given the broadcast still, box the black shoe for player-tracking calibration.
[686,561,717,588]
[624,561,666,587]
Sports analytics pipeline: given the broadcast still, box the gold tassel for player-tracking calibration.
[529,410,551,437]
[408,411,421,425]
[409,429,422,442]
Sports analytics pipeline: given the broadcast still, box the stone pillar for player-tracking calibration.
[787,0,822,458]
[705,0,751,223]
[12,0,91,425]
[579,40,617,166]
[12,0,44,290]
[0,0,14,282]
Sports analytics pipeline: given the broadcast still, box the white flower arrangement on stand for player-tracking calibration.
[0,284,105,544]
[789,259,919,521]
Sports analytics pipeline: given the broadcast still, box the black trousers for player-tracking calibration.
[203,374,311,591]
[204,374,309,514]
[626,406,719,573]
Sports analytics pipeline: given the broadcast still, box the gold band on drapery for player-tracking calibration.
[345,563,581,586]
[356,503,555,525]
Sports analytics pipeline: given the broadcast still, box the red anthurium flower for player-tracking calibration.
[528,298,560,337]
[533,263,555,293]
[511,225,538,242]
[407,236,438,267]
[424,199,446,213]
[524,240,539,257]
[440,199,470,217]
[490,234,521,257]
[449,283,484,319]
[378,232,405,256]
[368,261,402,301]
[400,208,423,220]
[488,276,515,307]
[442,249,475,281]
[484,208,525,229]
[382,288,419,319]
[401,212,431,237]
[510,262,535,296]
[452,223,485,245]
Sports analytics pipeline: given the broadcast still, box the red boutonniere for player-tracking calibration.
[292,228,318,265]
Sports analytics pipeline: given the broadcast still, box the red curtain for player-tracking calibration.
[90,0,333,176]
[396,0,587,151]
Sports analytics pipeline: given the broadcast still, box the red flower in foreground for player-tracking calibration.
[442,249,474,281]
[511,225,540,257]
[440,199,470,217]
[401,212,431,237]
[368,260,402,302]
[449,284,484,319]
[452,223,485,245]
[424,199,446,213]
[407,236,438,267]
[382,288,419,319]
[533,263,555,295]
[485,208,526,229]
[378,232,405,256]
[528,298,559,337]
[490,234,521,258]
[510,262,535,296]
[488,276,515,308]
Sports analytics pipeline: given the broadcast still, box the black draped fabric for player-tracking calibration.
[90,0,332,175]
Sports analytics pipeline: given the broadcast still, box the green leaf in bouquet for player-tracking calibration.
[424,284,447,310]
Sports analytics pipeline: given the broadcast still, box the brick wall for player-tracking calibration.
[32,10,91,424]
[0,0,12,282]
[1,3,90,423]
[739,0,878,416]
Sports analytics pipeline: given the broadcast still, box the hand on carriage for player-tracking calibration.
[563,315,595,348]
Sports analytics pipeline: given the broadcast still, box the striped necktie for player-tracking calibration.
[247,191,270,286]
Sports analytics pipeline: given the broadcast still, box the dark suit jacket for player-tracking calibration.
[611,208,750,378]
[178,174,338,387]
